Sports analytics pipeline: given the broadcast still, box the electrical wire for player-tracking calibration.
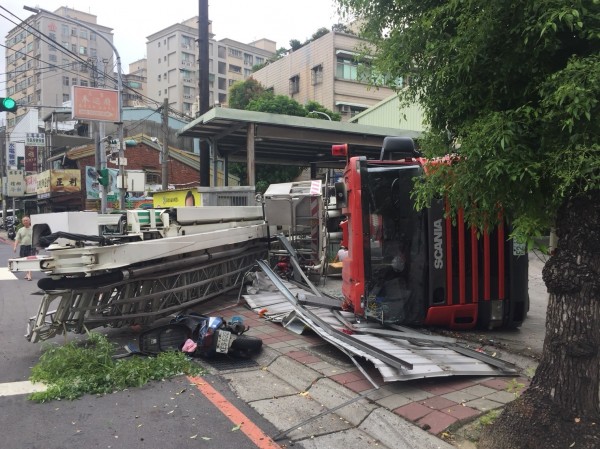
[1,6,160,109]
[1,5,191,117]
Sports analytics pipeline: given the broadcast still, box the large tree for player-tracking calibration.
[335,1,600,448]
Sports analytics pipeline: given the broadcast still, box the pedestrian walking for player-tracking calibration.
[13,216,33,280]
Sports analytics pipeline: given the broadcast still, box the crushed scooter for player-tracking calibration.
[123,313,262,359]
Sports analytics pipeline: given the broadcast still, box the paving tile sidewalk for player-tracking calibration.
[197,291,530,447]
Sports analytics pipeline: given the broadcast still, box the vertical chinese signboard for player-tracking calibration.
[25,133,45,172]
[7,169,25,197]
[8,142,16,167]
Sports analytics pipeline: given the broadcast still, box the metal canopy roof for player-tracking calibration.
[178,108,421,167]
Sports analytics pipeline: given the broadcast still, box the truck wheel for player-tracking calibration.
[230,335,262,358]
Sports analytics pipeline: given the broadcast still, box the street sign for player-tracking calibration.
[72,86,120,122]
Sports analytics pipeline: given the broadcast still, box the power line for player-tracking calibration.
[1,6,184,116]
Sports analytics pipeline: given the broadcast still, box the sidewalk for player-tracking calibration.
[196,288,530,449]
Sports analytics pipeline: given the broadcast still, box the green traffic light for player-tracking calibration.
[1,97,17,113]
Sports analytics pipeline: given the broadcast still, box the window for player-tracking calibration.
[90,48,97,57]
[255,56,264,65]
[145,171,161,184]
[158,58,161,64]
[90,32,96,41]
[61,24,69,36]
[79,29,87,39]
[336,55,371,82]
[289,75,300,94]
[80,80,88,86]
[62,76,69,86]
[48,54,57,63]
[72,77,77,86]
[183,86,194,99]
[63,93,69,102]
[229,64,241,74]
[158,74,161,81]
[311,64,323,85]
[158,41,161,47]
[79,46,87,55]
[181,69,192,80]
[49,32,56,41]
[243,53,253,65]
[218,61,226,75]
[218,92,227,103]
[228,48,242,59]
[71,27,77,36]
[336,56,358,80]
[218,46,226,58]
[71,44,77,53]
[218,77,226,90]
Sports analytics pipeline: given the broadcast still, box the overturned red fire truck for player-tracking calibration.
[332,137,529,330]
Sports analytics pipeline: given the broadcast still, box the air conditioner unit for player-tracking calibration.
[340,105,351,113]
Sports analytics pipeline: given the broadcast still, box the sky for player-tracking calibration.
[0,0,342,87]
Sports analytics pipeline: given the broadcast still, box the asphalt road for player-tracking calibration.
[0,236,281,449]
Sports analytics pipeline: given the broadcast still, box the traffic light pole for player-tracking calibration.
[24,5,126,210]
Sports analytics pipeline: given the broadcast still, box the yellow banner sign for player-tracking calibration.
[152,189,199,208]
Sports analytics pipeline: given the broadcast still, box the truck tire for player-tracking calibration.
[229,335,263,358]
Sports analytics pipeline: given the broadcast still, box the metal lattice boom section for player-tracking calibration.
[27,245,265,342]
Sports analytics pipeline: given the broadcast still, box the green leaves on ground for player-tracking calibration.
[29,332,203,402]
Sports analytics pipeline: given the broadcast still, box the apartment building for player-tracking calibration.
[146,18,275,116]
[123,59,148,107]
[4,7,116,131]
[251,31,397,121]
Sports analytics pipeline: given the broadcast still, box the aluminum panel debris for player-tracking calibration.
[243,268,518,382]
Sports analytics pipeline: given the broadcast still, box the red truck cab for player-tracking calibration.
[333,137,528,330]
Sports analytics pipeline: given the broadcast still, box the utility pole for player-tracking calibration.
[161,98,169,190]
[198,0,210,186]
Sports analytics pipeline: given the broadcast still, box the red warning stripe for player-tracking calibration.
[188,376,280,449]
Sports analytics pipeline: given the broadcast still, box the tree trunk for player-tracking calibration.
[479,192,600,449]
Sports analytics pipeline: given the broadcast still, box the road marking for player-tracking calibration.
[0,381,47,397]
[188,376,279,449]
[0,267,18,280]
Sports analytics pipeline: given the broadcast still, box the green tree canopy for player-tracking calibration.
[246,92,308,116]
[336,0,600,243]
[335,1,600,448]
[289,39,303,51]
[311,27,331,41]
[228,78,266,110]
